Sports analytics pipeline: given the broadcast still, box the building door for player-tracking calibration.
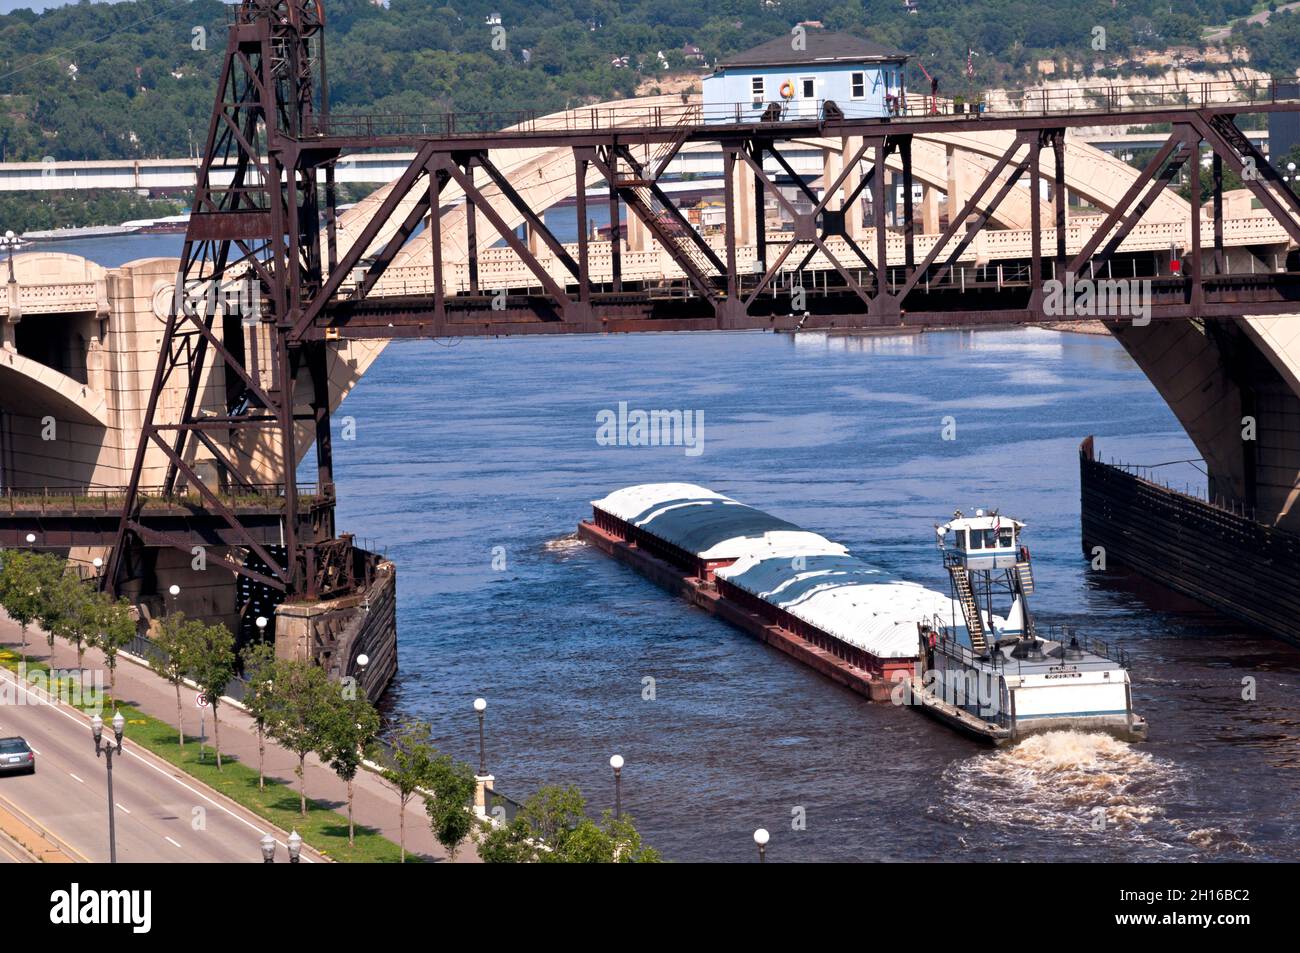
[798,76,817,118]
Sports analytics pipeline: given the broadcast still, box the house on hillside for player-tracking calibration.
[701,31,908,123]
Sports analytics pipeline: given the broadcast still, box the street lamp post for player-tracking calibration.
[473,697,487,776]
[609,754,624,820]
[92,711,125,863]
[753,827,769,863]
[287,829,302,863]
[167,584,180,616]
[3,230,18,284]
[260,833,276,863]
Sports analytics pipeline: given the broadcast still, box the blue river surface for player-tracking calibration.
[323,326,1299,864]
[55,235,1300,862]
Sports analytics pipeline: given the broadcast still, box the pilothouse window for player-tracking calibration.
[968,530,983,550]
[998,528,1014,548]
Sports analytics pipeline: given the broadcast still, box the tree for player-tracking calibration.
[94,597,137,701]
[477,815,537,863]
[478,784,661,863]
[424,754,477,862]
[185,621,237,769]
[379,719,438,862]
[319,691,381,847]
[263,658,333,816]
[12,551,64,655]
[53,574,102,671]
[41,570,80,655]
[0,551,36,660]
[240,640,277,790]
[151,612,202,746]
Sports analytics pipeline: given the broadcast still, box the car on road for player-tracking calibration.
[0,737,35,775]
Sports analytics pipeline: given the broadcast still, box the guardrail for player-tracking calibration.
[0,484,323,514]
[310,79,1300,140]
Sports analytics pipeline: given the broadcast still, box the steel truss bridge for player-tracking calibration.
[86,0,1300,602]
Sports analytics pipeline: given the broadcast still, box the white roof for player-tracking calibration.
[938,513,1024,534]
[717,552,958,659]
[592,483,848,563]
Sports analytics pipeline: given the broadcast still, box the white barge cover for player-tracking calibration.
[592,483,848,561]
[717,553,957,659]
[593,484,961,659]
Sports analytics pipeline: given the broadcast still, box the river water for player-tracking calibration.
[62,234,1300,862]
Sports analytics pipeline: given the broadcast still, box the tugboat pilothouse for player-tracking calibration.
[909,510,1148,744]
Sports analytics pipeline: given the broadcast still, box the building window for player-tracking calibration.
[801,77,816,99]
[751,76,764,101]
[851,72,865,98]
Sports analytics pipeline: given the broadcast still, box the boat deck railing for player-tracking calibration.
[930,619,1131,675]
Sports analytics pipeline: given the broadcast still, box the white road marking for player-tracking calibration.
[28,747,40,755]
[68,772,84,784]
[0,667,315,863]
[164,835,182,849]
[115,803,131,814]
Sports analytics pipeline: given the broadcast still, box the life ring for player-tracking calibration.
[779,80,795,100]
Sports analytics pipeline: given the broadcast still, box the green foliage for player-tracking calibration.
[478,783,661,863]
[151,611,201,684]
[0,0,1281,166]
[0,649,411,863]
[319,689,382,845]
[239,639,277,789]
[184,618,236,769]
[93,596,138,696]
[424,753,477,862]
[379,718,440,861]
[0,190,185,233]
[151,611,204,745]
[261,656,335,815]
[51,573,102,666]
[0,551,60,638]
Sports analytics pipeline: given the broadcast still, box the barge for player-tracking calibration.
[578,483,1146,745]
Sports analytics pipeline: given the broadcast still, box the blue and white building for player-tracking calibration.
[702,31,908,124]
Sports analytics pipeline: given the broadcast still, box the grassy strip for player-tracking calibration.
[0,648,417,864]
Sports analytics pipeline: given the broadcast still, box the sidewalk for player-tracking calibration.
[0,612,480,864]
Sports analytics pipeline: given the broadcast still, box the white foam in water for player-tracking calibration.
[943,730,1181,835]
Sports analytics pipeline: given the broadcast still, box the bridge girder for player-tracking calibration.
[94,0,1300,602]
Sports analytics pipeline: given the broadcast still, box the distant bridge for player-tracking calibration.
[0,131,1270,195]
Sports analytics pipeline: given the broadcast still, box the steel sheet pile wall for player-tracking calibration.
[1080,439,1300,646]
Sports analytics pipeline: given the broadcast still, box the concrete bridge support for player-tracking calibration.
[1109,315,1300,530]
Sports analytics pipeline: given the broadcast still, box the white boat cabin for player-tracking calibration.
[936,510,1024,571]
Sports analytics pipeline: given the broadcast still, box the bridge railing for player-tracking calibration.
[0,483,323,514]
[311,79,1300,140]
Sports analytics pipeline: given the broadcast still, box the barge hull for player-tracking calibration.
[578,520,897,702]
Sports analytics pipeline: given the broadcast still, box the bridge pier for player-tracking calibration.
[1108,315,1300,529]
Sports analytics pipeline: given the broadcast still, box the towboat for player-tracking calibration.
[578,483,1146,745]
[914,510,1148,744]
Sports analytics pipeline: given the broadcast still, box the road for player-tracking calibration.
[0,665,324,863]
